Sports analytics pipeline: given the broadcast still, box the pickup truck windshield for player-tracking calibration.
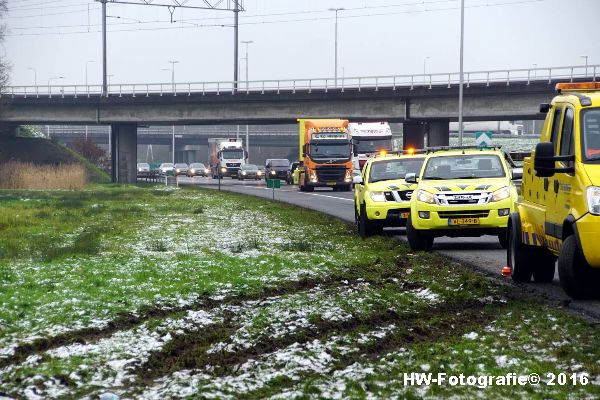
[355,137,392,153]
[583,108,600,162]
[310,143,351,160]
[422,154,506,180]
[369,158,424,183]
[222,150,244,159]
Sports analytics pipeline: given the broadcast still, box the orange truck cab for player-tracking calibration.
[298,119,353,192]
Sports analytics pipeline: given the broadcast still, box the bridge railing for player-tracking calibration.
[2,64,597,98]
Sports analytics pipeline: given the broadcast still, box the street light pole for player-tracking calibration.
[581,55,589,75]
[241,40,253,90]
[101,0,108,96]
[458,0,465,146]
[329,8,344,87]
[48,76,65,87]
[233,1,240,93]
[168,60,179,93]
[27,67,37,86]
[423,56,430,83]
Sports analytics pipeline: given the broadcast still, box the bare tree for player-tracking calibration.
[0,0,9,88]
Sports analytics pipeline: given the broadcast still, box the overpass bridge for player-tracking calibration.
[1,64,596,182]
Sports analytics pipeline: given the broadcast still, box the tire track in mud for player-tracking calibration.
[132,299,497,387]
[242,301,501,399]
[0,260,421,369]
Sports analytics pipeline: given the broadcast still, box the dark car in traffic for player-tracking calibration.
[238,164,263,180]
[187,163,209,177]
[265,159,290,181]
[174,163,189,176]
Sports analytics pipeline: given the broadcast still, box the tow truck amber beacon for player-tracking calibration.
[508,82,600,299]
[406,147,520,251]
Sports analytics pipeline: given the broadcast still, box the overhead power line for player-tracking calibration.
[5,0,546,36]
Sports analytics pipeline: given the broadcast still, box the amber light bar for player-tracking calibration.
[555,82,600,92]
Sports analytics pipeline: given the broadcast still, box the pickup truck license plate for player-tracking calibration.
[401,212,410,219]
[448,218,480,225]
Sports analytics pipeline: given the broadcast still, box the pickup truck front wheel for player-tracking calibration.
[406,216,433,251]
[558,235,598,299]
[357,203,381,238]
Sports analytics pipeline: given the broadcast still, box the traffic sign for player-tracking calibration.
[475,131,493,147]
[266,179,281,188]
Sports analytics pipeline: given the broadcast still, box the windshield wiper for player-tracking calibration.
[423,176,445,180]
[455,175,477,179]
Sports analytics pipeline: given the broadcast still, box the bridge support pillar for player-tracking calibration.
[111,124,137,183]
[403,122,426,150]
[427,120,450,147]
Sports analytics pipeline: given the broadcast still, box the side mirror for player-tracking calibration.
[511,168,523,181]
[353,175,363,185]
[539,103,551,113]
[405,173,418,184]
[534,142,556,177]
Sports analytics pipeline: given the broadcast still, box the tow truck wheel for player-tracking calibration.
[406,216,433,251]
[532,251,556,283]
[507,223,534,282]
[558,235,597,299]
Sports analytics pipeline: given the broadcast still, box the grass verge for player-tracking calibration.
[0,185,598,399]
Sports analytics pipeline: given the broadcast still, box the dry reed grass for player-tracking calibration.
[0,161,87,189]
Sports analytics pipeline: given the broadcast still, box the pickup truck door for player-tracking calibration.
[546,105,575,242]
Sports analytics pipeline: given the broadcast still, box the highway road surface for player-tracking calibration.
[177,176,600,320]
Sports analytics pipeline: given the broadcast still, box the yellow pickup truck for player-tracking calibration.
[508,82,600,299]
[353,152,425,238]
[406,147,519,251]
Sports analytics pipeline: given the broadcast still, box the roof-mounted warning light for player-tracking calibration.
[555,82,600,92]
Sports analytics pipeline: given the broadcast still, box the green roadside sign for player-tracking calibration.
[266,179,281,189]
[475,131,493,147]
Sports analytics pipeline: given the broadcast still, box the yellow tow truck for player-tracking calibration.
[406,147,519,251]
[508,82,600,299]
[353,150,426,238]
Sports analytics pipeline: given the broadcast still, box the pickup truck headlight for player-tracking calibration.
[587,186,600,215]
[416,189,435,204]
[369,191,386,202]
[221,167,227,173]
[491,186,510,202]
[309,170,318,183]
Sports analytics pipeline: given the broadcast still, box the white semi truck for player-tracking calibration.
[208,138,247,179]
[348,122,393,172]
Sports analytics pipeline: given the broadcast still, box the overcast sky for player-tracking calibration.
[2,0,599,86]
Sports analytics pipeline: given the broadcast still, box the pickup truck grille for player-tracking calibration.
[435,192,491,205]
[438,210,490,219]
[316,167,346,182]
[384,190,413,202]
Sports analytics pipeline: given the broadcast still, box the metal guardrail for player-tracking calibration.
[1,64,598,99]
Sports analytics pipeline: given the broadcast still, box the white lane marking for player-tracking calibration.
[306,193,354,202]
